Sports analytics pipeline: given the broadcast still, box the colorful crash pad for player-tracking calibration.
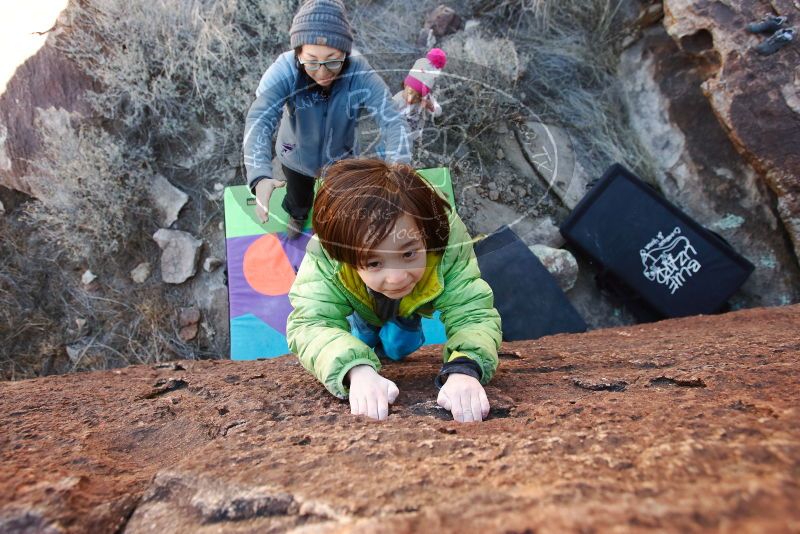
[224,168,455,360]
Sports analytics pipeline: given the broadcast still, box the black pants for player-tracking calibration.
[280,164,316,220]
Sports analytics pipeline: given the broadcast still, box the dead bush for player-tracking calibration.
[24,110,151,267]
[56,0,296,169]
[4,0,298,379]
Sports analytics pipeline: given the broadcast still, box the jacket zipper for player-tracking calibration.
[319,93,328,165]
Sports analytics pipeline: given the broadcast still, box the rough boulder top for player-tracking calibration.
[1,305,799,532]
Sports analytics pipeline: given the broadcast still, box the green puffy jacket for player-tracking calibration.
[286,211,501,398]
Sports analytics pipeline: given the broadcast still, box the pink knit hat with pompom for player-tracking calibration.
[404,48,447,96]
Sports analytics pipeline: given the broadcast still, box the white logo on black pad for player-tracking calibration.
[640,227,702,294]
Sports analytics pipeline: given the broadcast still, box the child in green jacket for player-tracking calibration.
[286,158,501,423]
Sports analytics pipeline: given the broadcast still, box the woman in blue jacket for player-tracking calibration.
[242,0,411,238]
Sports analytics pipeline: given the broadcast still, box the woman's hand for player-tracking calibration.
[347,365,399,421]
[436,373,490,423]
[254,178,286,223]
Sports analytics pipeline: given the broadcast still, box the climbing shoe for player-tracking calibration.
[754,27,795,55]
[746,15,788,34]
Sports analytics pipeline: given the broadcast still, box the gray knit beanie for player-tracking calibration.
[290,0,353,54]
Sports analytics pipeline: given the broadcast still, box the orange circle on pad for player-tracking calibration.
[243,234,296,296]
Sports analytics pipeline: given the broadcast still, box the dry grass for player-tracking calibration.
[470,0,657,180]
[57,0,294,142]
[24,110,151,266]
[3,0,295,379]
[0,213,197,380]
[0,217,209,380]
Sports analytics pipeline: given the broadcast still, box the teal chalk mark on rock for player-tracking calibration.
[758,255,777,269]
[712,214,744,231]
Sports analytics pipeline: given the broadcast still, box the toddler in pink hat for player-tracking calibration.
[392,48,447,142]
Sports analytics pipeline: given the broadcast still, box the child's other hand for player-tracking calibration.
[423,97,435,112]
[254,178,286,223]
[436,374,490,423]
[347,365,399,421]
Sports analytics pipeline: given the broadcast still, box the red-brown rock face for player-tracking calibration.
[663,0,800,258]
[2,305,799,532]
[0,40,95,197]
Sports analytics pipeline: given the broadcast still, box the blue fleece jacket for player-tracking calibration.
[242,51,411,189]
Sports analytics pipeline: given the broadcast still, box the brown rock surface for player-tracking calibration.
[0,35,95,197]
[424,5,464,38]
[2,305,800,533]
[663,0,800,258]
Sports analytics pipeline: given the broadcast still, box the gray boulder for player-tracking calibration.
[153,229,202,284]
[529,245,579,292]
[130,262,151,284]
[441,34,523,82]
[515,121,590,210]
[424,5,463,38]
[150,175,188,227]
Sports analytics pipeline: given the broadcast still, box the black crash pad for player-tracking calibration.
[474,226,587,341]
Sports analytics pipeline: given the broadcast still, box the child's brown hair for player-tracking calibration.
[313,159,451,267]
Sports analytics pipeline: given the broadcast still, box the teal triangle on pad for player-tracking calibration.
[230,313,290,360]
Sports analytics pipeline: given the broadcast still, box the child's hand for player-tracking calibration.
[347,365,400,421]
[436,374,490,423]
[423,97,435,112]
[254,177,286,223]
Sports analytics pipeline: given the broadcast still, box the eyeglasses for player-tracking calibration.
[298,57,345,72]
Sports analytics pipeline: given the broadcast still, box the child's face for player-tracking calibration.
[403,85,422,105]
[357,214,427,299]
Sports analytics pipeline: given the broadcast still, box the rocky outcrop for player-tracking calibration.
[515,121,590,211]
[619,18,800,310]
[1,305,799,533]
[661,0,800,260]
[0,32,95,197]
